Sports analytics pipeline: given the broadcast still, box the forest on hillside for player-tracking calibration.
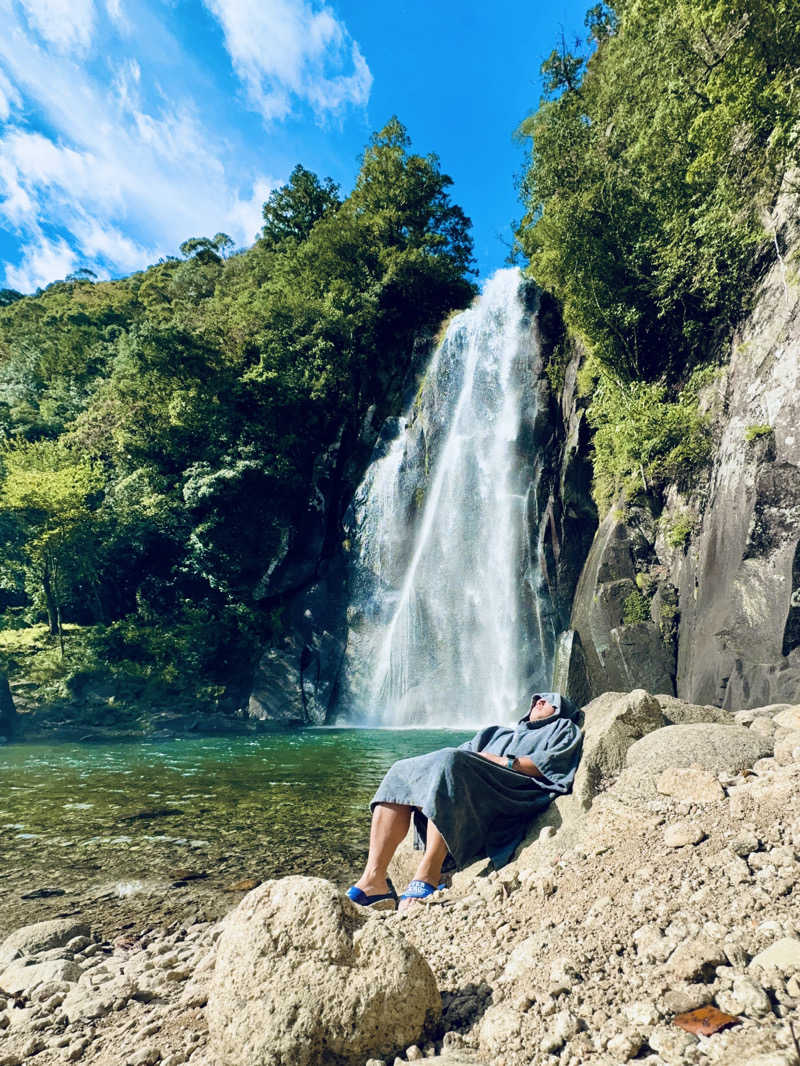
[0,119,475,719]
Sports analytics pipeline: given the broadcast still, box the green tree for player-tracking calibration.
[261,166,341,248]
[0,439,104,641]
[517,0,800,383]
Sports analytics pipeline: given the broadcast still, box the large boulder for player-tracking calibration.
[571,689,666,809]
[0,918,89,970]
[207,876,440,1066]
[654,694,734,725]
[625,723,774,774]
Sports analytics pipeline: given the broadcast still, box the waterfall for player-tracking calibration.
[341,268,556,726]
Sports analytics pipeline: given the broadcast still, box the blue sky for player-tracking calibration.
[0,0,590,292]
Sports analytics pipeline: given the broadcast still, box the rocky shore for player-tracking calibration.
[2,690,800,1066]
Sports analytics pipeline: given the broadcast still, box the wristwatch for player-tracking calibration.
[505,754,516,771]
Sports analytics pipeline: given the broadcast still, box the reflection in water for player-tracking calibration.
[0,730,471,935]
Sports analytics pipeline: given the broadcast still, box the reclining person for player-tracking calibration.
[347,691,583,911]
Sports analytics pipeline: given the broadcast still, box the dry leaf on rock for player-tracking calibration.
[672,1005,740,1036]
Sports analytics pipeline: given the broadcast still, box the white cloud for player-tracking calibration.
[0,4,281,290]
[203,0,372,122]
[0,66,21,120]
[20,0,96,55]
[5,232,77,292]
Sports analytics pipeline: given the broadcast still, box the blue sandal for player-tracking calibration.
[398,879,446,905]
[345,877,397,911]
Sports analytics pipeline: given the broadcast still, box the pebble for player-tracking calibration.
[751,937,800,974]
[664,820,706,847]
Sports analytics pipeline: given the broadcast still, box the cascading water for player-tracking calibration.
[341,268,556,726]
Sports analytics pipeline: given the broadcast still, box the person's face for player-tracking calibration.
[528,696,556,721]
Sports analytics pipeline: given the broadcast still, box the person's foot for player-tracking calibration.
[353,875,391,896]
[345,876,397,911]
[397,879,443,913]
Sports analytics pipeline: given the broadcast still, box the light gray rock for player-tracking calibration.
[668,935,726,981]
[626,723,773,774]
[775,730,800,764]
[716,975,772,1017]
[207,876,440,1066]
[0,959,80,996]
[541,1009,579,1053]
[750,937,800,975]
[655,695,734,726]
[664,821,706,848]
[656,766,725,804]
[0,920,90,970]
[774,707,800,731]
[478,1004,523,1058]
[575,690,666,806]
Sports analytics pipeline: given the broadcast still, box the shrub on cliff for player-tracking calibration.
[516,0,800,384]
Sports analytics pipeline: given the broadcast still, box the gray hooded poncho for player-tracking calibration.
[370,692,583,870]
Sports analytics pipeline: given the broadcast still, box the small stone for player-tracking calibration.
[647,1025,698,1055]
[365,1060,386,1066]
[548,956,576,995]
[622,1000,661,1028]
[161,1056,187,1066]
[656,767,725,804]
[720,975,772,1017]
[405,1047,423,1062]
[0,1054,21,1066]
[729,830,760,856]
[669,935,727,981]
[606,1031,643,1060]
[21,1037,46,1058]
[66,1039,90,1062]
[128,1048,161,1066]
[750,937,800,974]
[66,937,91,953]
[664,821,706,848]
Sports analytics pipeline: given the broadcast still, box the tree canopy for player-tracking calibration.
[0,119,475,714]
[516,0,800,383]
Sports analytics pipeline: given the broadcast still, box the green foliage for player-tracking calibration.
[664,510,698,550]
[588,373,713,511]
[516,0,800,383]
[623,587,651,625]
[0,438,104,634]
[0,119,476,716]
[745,423,773,443]
[261,166,341,248]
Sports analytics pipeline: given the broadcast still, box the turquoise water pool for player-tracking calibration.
[0,728,473,936]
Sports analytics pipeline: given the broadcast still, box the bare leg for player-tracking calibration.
[412,818,448,887]
[354,802,412,896]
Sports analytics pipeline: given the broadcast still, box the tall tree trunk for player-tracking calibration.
[42,562,59,637]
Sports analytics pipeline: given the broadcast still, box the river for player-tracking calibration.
[0,728,472,939]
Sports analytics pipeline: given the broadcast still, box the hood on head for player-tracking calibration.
[526,691,582,723]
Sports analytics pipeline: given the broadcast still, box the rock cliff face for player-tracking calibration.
[568,200,800,709]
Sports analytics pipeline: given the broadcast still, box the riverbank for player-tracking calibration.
[2,691,799,1065]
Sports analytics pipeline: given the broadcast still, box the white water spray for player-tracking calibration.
[342,269,554,726]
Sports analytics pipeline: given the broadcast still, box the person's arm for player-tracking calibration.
[475,751,545,779]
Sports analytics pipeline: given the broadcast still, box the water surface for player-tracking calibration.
[0,728,472,937]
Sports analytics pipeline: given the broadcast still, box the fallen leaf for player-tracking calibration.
[224,878,260,893]
[673,1005,740,1036]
